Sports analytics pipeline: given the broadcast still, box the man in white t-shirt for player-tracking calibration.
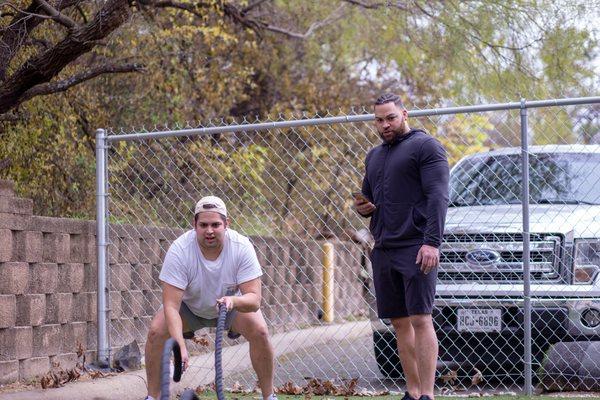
[143,196,275,400]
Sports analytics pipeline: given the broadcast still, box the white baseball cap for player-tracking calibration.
[194,196,227,217]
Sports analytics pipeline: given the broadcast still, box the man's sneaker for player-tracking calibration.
[401,392,417,400]
[418,396,433,400]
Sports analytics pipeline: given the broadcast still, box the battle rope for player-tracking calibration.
[160,338,183,400]
[214,302,227,400]
[161,303,228,400]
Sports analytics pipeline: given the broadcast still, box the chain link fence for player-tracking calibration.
[96,97,600,395]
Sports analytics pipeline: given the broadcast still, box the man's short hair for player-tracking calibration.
[374,93,404,108]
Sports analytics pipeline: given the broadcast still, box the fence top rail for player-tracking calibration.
[105,96,600,143]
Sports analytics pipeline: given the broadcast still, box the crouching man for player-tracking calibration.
[144,196,276,400]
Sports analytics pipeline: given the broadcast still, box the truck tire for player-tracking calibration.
[540,341,600,391]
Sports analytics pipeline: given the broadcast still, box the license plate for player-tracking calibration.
[457,309,502,332]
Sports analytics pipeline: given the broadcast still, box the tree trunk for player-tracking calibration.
[0,0,130,115]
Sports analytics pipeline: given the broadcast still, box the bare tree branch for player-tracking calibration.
[149,0,207,18]
[2,8,64,22]
[138,0,342,40]
[342,0,380,8]
[242,0,270,14]
[222,2,262,32]
[0,0,131,115]
[446,0,541,52]
[0,1,45,81]
[0,0,84,81]
[342,0,408,11]
[242,3,348,39]
[35,0,78,29]
[26,38,52,49]
[75,4,88,23]
[21,62,144,101]
[409,0,537,77]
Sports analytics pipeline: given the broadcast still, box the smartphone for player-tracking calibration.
[352,191,368,202]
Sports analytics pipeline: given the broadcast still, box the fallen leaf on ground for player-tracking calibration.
[192,334,210,346]
[471,368,484,387]
[276,378,387,396]
[441,369,458,385]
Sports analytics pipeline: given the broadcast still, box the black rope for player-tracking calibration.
[215,303,227,400]
[159,304,227,400]
[160,338,183,400]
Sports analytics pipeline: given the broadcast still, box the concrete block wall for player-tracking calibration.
[0,179,368,383]
[105,224,182,351]
[0,180,96,384]
[252,237,367,331]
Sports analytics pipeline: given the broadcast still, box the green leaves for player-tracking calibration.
[1,0,598,222]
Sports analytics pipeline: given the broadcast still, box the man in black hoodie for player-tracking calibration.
[355,94,449,400]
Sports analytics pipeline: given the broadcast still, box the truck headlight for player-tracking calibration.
[573,239,600,284]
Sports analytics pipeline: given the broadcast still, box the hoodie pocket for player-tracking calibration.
[369,207,383,240]
[411,206,426,233]
[385,202,422,239]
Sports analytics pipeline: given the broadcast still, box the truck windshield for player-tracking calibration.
[449,152,600,206]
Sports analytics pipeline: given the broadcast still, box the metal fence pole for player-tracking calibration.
[96,128,110,367]
[520,99,533,395]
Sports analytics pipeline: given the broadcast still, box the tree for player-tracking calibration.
[0,0,138,117]
[0,0,598,224]
[2,1,597,119]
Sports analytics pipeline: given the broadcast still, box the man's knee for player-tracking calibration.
[147,315,169,344]
[391,316,411,333]
[243,322,270,343]
[410,314,433,331]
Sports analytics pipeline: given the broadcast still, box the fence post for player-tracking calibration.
[96,128,110,367]
[322,242,335,323]
[520,99,533,395]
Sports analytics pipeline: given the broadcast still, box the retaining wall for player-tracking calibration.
[0,180,368,383]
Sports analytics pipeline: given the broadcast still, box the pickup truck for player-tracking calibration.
[371,144,600,382]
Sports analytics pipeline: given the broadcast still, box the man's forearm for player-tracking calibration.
[233,293,261,312]
[424,196,448,247]
[164,306,185,343]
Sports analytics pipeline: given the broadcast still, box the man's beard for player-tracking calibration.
[379,127,404,143]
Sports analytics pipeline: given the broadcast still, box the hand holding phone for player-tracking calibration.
[352,191,368,203]
[352,191,376,216]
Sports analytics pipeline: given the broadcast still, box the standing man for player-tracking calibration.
[355,94,449,400]
[144,196,276,400]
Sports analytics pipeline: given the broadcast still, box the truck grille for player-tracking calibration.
[439,233,562,282]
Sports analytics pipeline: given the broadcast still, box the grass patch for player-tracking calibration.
[191,393,600,400]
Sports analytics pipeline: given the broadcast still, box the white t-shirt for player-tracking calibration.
[159,229,263,319]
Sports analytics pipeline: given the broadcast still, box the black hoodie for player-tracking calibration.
[361,129,449,248]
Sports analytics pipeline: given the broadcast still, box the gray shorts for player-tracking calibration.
[180,302,240,339]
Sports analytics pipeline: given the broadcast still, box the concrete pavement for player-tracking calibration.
[0,321,371,400]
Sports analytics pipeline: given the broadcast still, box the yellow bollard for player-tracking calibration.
[322,242,335,323]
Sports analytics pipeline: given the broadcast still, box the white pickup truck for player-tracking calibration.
[371,144,600,382]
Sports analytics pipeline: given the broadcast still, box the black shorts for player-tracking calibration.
[371,245,437,318]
